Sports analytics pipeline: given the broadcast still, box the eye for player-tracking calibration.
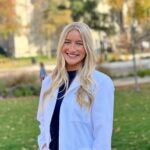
[64,40,71,44]
[76,42,83,46]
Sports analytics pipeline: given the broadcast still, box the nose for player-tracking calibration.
[68,43,76,51]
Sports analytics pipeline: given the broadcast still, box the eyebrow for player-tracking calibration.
[64,39,70,41]
[76,40,83,43]
[65,39,83,41]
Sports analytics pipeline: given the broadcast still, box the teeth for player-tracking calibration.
[67,53,78,57]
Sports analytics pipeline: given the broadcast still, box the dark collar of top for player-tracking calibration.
[67,70,77,83]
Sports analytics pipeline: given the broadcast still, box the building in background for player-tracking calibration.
[0,0,46,58]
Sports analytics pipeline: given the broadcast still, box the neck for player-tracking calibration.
[66,64,82,71]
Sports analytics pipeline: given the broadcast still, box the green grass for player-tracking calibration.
[0,97,39,150]
[0,84,150,150]
[112,84,150,150]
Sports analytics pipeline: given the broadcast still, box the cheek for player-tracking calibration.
[61,45,66,53]
[81,48,86,57]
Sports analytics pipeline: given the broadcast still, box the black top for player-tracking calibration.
[49,71,77,150]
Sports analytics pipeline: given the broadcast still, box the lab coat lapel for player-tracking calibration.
[46,88,58,121]
[66,76,80,95]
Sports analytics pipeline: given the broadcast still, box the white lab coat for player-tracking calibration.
[37,70,115,150]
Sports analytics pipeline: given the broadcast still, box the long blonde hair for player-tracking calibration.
[43,22,96,108]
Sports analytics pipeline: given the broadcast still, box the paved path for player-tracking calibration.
[0,64,55,78]
[100,59,150,77]
[113,76,150,87]
[0,64,150,87]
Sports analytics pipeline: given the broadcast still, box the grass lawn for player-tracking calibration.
[0,84,150,150]
[112,84,150,150]
[0,97,39,150]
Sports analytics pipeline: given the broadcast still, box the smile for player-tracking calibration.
[66,53,80,57]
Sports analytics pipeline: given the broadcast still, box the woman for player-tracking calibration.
[37,22,115,150]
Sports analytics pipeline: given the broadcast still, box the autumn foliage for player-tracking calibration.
[0,0,20,37]
[33,0,72,37]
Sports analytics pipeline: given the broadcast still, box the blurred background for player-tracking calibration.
[0,0,150,149]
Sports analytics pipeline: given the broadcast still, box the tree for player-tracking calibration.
[70,0,84,21]
[108,0,150,52]
[70,0,115,35]
[128,0,150,24]
[33,0,71,38]
[0,0,20,37]
[70,0,98,27]
[131,0,150,51]
[108,0,150,30]
[107,0,124,31]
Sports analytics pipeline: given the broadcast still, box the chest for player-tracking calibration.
[44,89,91,125]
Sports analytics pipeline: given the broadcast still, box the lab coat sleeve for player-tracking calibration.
[37,80,46,150]
[91,77,115,150]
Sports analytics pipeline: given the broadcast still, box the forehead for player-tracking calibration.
[65,29,82,40]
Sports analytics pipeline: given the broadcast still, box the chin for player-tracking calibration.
[66,60,78,65]
[66,62,77,66]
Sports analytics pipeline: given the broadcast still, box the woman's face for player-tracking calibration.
[61,29,86,71]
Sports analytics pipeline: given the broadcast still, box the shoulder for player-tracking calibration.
[92,70,114,88]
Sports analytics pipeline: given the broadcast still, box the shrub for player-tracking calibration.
[5,73,39,87]
[0,74,41,98]
[0,80,7,97]
[137,69,150,77]
[11,84,41,97]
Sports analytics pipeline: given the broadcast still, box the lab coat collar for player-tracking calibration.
[65,76,80,95]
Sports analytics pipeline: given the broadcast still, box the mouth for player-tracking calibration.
[66,53,80,58]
